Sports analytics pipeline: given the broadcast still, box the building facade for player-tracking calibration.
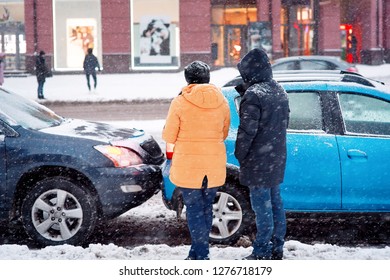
[1,0,389,74]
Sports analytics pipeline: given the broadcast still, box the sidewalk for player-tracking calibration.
[3,64,390,104]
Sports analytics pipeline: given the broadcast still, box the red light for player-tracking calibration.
[166,151,174,160]
[346,67,358,73]
[166,143,174,159]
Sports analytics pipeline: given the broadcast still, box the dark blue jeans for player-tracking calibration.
[179,182,218,260]
[37,79,45,98]
[86,73,97,90]
[248,185,286,259]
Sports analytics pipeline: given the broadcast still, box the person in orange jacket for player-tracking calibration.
[162,61,230,260]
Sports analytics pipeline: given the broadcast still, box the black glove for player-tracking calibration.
[235,83,249,97]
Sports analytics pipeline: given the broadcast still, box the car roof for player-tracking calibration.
[222,70,390,98]
[223,70,387,89]
[273,70,385,88]
[273,55,348,63]
[283,81,390,99]
[222,82,390,102]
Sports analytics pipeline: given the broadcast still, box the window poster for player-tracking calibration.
[139,16,171,63]
[53,0,101,70]
[131,0,179,69]
[66,18,97,68]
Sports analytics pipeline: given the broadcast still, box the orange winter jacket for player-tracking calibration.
[162,83,231,189]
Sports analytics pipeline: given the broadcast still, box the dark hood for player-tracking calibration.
[237,48,273,86]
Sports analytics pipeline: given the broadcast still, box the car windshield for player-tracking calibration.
[0,88,64,130]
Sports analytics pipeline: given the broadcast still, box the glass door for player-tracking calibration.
[211,4,256,67]
[0,22,25,71]
[225,25,247,67]
[0,2,26,71]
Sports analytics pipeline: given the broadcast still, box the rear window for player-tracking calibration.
[300,60,332,70]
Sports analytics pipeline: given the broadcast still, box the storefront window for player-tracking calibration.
[280,7,288,57]
[283,2,314,56]
[211,5,258,67]
[131,0,179,70]
[296,6,313,55]
[0,0,25,70]
[53,0,102,70]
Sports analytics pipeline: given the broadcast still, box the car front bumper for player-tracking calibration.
[91,164,162,219]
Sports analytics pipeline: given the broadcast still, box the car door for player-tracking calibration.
[282,91,341,210]
[228,88,342,211]
[336,92,390,211]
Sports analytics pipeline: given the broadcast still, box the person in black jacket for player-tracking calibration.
[35,50,49,99]
[83,48,100,91]
[235,48,290,260]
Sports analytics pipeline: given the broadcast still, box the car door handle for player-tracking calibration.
[347,149,367,159]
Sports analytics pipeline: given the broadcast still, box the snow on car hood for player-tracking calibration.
[40,118,147,143]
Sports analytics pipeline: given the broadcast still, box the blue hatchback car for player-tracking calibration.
[162,71,390,245]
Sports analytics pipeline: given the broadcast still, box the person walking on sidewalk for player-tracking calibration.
[234,48,290,260]
[83,48,100,91]
[35,50,50,99]
[162,61,230,260]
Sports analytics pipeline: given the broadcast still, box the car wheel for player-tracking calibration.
[210,181,254,245]
[21,176,98,247]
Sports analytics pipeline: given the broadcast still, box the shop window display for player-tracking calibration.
[53,0,102,70]
[131,0,179,69]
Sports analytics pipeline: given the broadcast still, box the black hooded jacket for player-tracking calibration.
[235,48,290,187]
[83,53,100,75]
[35,55,48,82]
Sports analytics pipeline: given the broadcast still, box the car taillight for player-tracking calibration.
[346,66,359,73]
[94,145,143,167]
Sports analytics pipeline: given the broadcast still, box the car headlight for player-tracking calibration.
[94,145,143,167]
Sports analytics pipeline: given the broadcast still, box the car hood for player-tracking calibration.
[39,118,164,165]
[40,118,146,143]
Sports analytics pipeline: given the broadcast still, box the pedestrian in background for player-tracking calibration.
[351,35,358,63]
[83,48,100,91]
[162,61,230,260]
[234,48,290,260]
[0,53,5,86]
[35,50,49,99]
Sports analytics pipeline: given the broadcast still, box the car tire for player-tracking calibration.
[210,181,255,245]
[21,176,98,247]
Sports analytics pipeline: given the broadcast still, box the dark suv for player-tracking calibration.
[0,88,165,247]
